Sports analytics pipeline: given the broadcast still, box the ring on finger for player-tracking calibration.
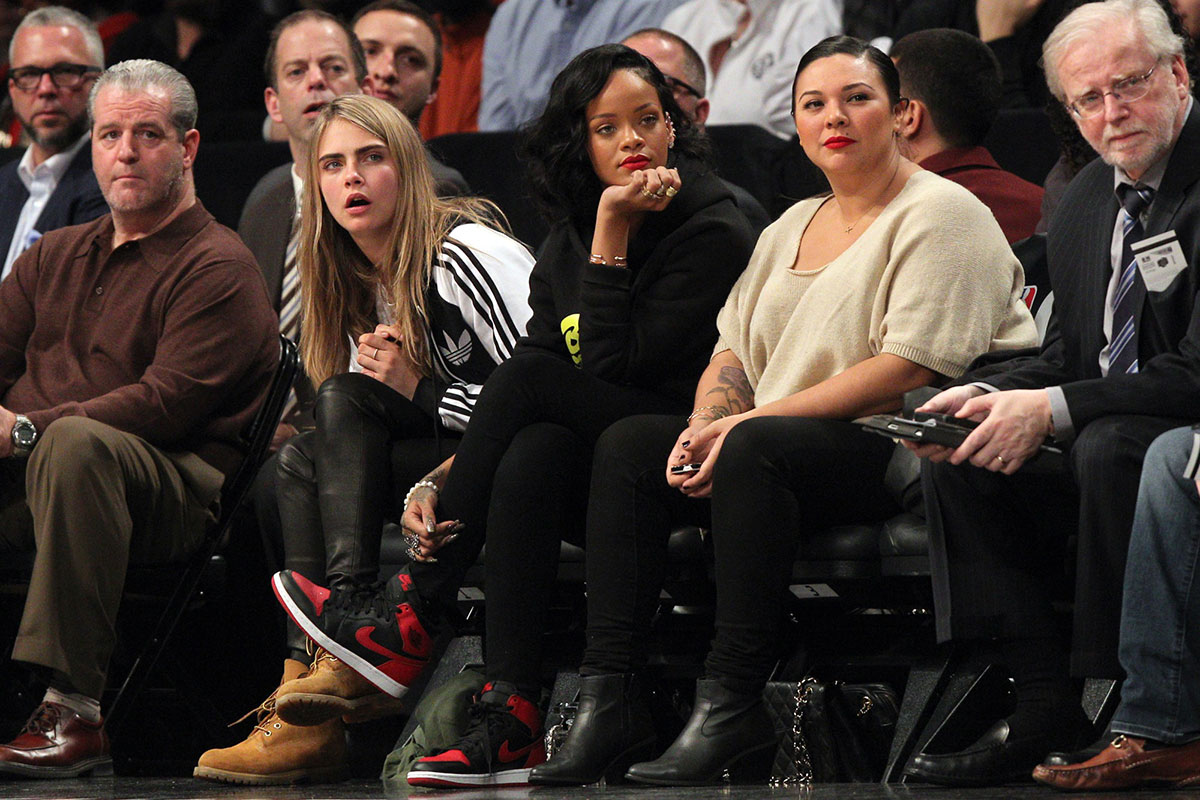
[995,455,1006,465]
[640,188,657,199]
[664,186,678,197]
[373,347,380,359]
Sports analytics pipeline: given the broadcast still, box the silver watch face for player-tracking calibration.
[12,421,35,449]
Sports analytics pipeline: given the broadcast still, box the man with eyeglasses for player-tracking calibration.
[0,6,107,282]
[622,27,769,233]
[659,0,842,139]
[901,0,1200,787]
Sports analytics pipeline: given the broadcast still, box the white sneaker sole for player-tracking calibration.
[406,766,534,787]
[271,572,408,698]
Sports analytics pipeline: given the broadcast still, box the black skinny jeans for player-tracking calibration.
[411,351,682,694]
[276,372,458,655]
[581,414,899,695]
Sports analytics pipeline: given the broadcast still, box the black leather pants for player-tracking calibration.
[275,372,457,654]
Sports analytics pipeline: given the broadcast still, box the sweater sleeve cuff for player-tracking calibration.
[1046,386,1074,441]
[583,262,634,289]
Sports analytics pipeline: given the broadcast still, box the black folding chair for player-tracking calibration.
[105,335,299,734]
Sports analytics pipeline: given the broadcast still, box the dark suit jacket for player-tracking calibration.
[0,144,107,266]
[982,105,1200,431]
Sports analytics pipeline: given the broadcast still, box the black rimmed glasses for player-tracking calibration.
[1068,63,1159,118]
[665,75,703,102]
[9,63,101,92]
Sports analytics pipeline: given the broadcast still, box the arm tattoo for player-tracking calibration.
[425,463,448,485]
[703,366,754,415]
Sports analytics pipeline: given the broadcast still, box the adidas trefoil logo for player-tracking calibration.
[440,330,472,365]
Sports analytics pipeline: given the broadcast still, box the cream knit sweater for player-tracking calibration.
[714,170,1038,407]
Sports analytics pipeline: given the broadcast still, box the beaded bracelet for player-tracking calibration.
[404,479,440,508]
[687,405,729,424]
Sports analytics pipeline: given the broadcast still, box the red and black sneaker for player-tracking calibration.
[271,568,432,698]
[406,681,545,788]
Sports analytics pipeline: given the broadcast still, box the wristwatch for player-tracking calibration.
[11,415,36,458]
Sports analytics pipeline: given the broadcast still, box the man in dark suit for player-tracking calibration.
[0,7,107,280]
[903,0,1200,786]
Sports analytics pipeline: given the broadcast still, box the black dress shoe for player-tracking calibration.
[905,718,1081,787]
[1043,726,1110,767]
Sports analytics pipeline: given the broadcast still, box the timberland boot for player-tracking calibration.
[276,647,406,726]
[193,659,346,785]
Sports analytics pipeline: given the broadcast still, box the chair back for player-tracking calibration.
[212,334,299,541]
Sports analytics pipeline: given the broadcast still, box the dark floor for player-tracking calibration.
[3,778,1200,800]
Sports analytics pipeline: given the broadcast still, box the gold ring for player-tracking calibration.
[995,455,1006,465]
[640,189,656,199]
[664,186,678,197]
[373,347,380,359]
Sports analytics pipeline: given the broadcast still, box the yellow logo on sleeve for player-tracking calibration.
[560,313,581,366]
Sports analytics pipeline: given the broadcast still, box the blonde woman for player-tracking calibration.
[194,94,534,786]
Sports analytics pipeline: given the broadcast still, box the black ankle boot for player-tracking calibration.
[529,673,655,785]
[624,678,775,786]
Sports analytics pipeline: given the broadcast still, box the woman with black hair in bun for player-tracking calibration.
[271,44,756,789]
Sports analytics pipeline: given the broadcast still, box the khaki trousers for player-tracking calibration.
[0,417,222,699]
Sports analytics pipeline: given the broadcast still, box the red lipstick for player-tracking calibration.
[620,154,650,169]
[823,136,855,149]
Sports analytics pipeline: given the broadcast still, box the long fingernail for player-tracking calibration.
[443,532,459,545]
[452,521,466,532]
[681,440,690,448]
[426,519,435,534]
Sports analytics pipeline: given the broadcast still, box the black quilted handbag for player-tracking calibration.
[762,678,898,784]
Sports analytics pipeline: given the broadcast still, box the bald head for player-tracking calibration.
[622,28,710,125]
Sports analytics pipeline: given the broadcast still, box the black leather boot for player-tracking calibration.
[624,678,775,786]
[529,673,655,785]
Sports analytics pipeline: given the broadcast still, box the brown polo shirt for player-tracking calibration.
[0,200,277,477]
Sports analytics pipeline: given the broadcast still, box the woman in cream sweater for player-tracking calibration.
[529,35,1040,788]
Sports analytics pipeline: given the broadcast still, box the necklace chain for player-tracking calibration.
[839,156,902,233]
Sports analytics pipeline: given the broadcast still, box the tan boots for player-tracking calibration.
[276,647,406,726]
[193,658,347,785]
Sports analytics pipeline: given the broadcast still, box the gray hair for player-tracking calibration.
[10,6,104,68]
[89,60,198,139]
[1043,0,1184,100]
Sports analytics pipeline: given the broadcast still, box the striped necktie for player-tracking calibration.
[279,217,302,343]
[1109,183,1154,375]
[278,215,302,420]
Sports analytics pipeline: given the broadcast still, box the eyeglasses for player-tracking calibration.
[665,75,703,101]
[9,63,101,92]
[1068,64,1158,118]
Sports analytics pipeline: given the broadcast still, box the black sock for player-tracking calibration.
[1000,636,1079,730]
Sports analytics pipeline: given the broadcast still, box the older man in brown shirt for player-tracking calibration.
[0,59,277,779]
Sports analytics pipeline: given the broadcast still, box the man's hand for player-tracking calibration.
[976,0,1046,40]
[0,405,15,459]
[943,389,1052,474]
[900,385,986,461]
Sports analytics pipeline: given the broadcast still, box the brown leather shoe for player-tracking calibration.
[1032,734,1200,791]
[0,701,112,778]
[193,659,346,785]
[276,648,405,726]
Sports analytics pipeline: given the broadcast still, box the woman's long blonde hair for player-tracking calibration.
[298,93,504,386]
